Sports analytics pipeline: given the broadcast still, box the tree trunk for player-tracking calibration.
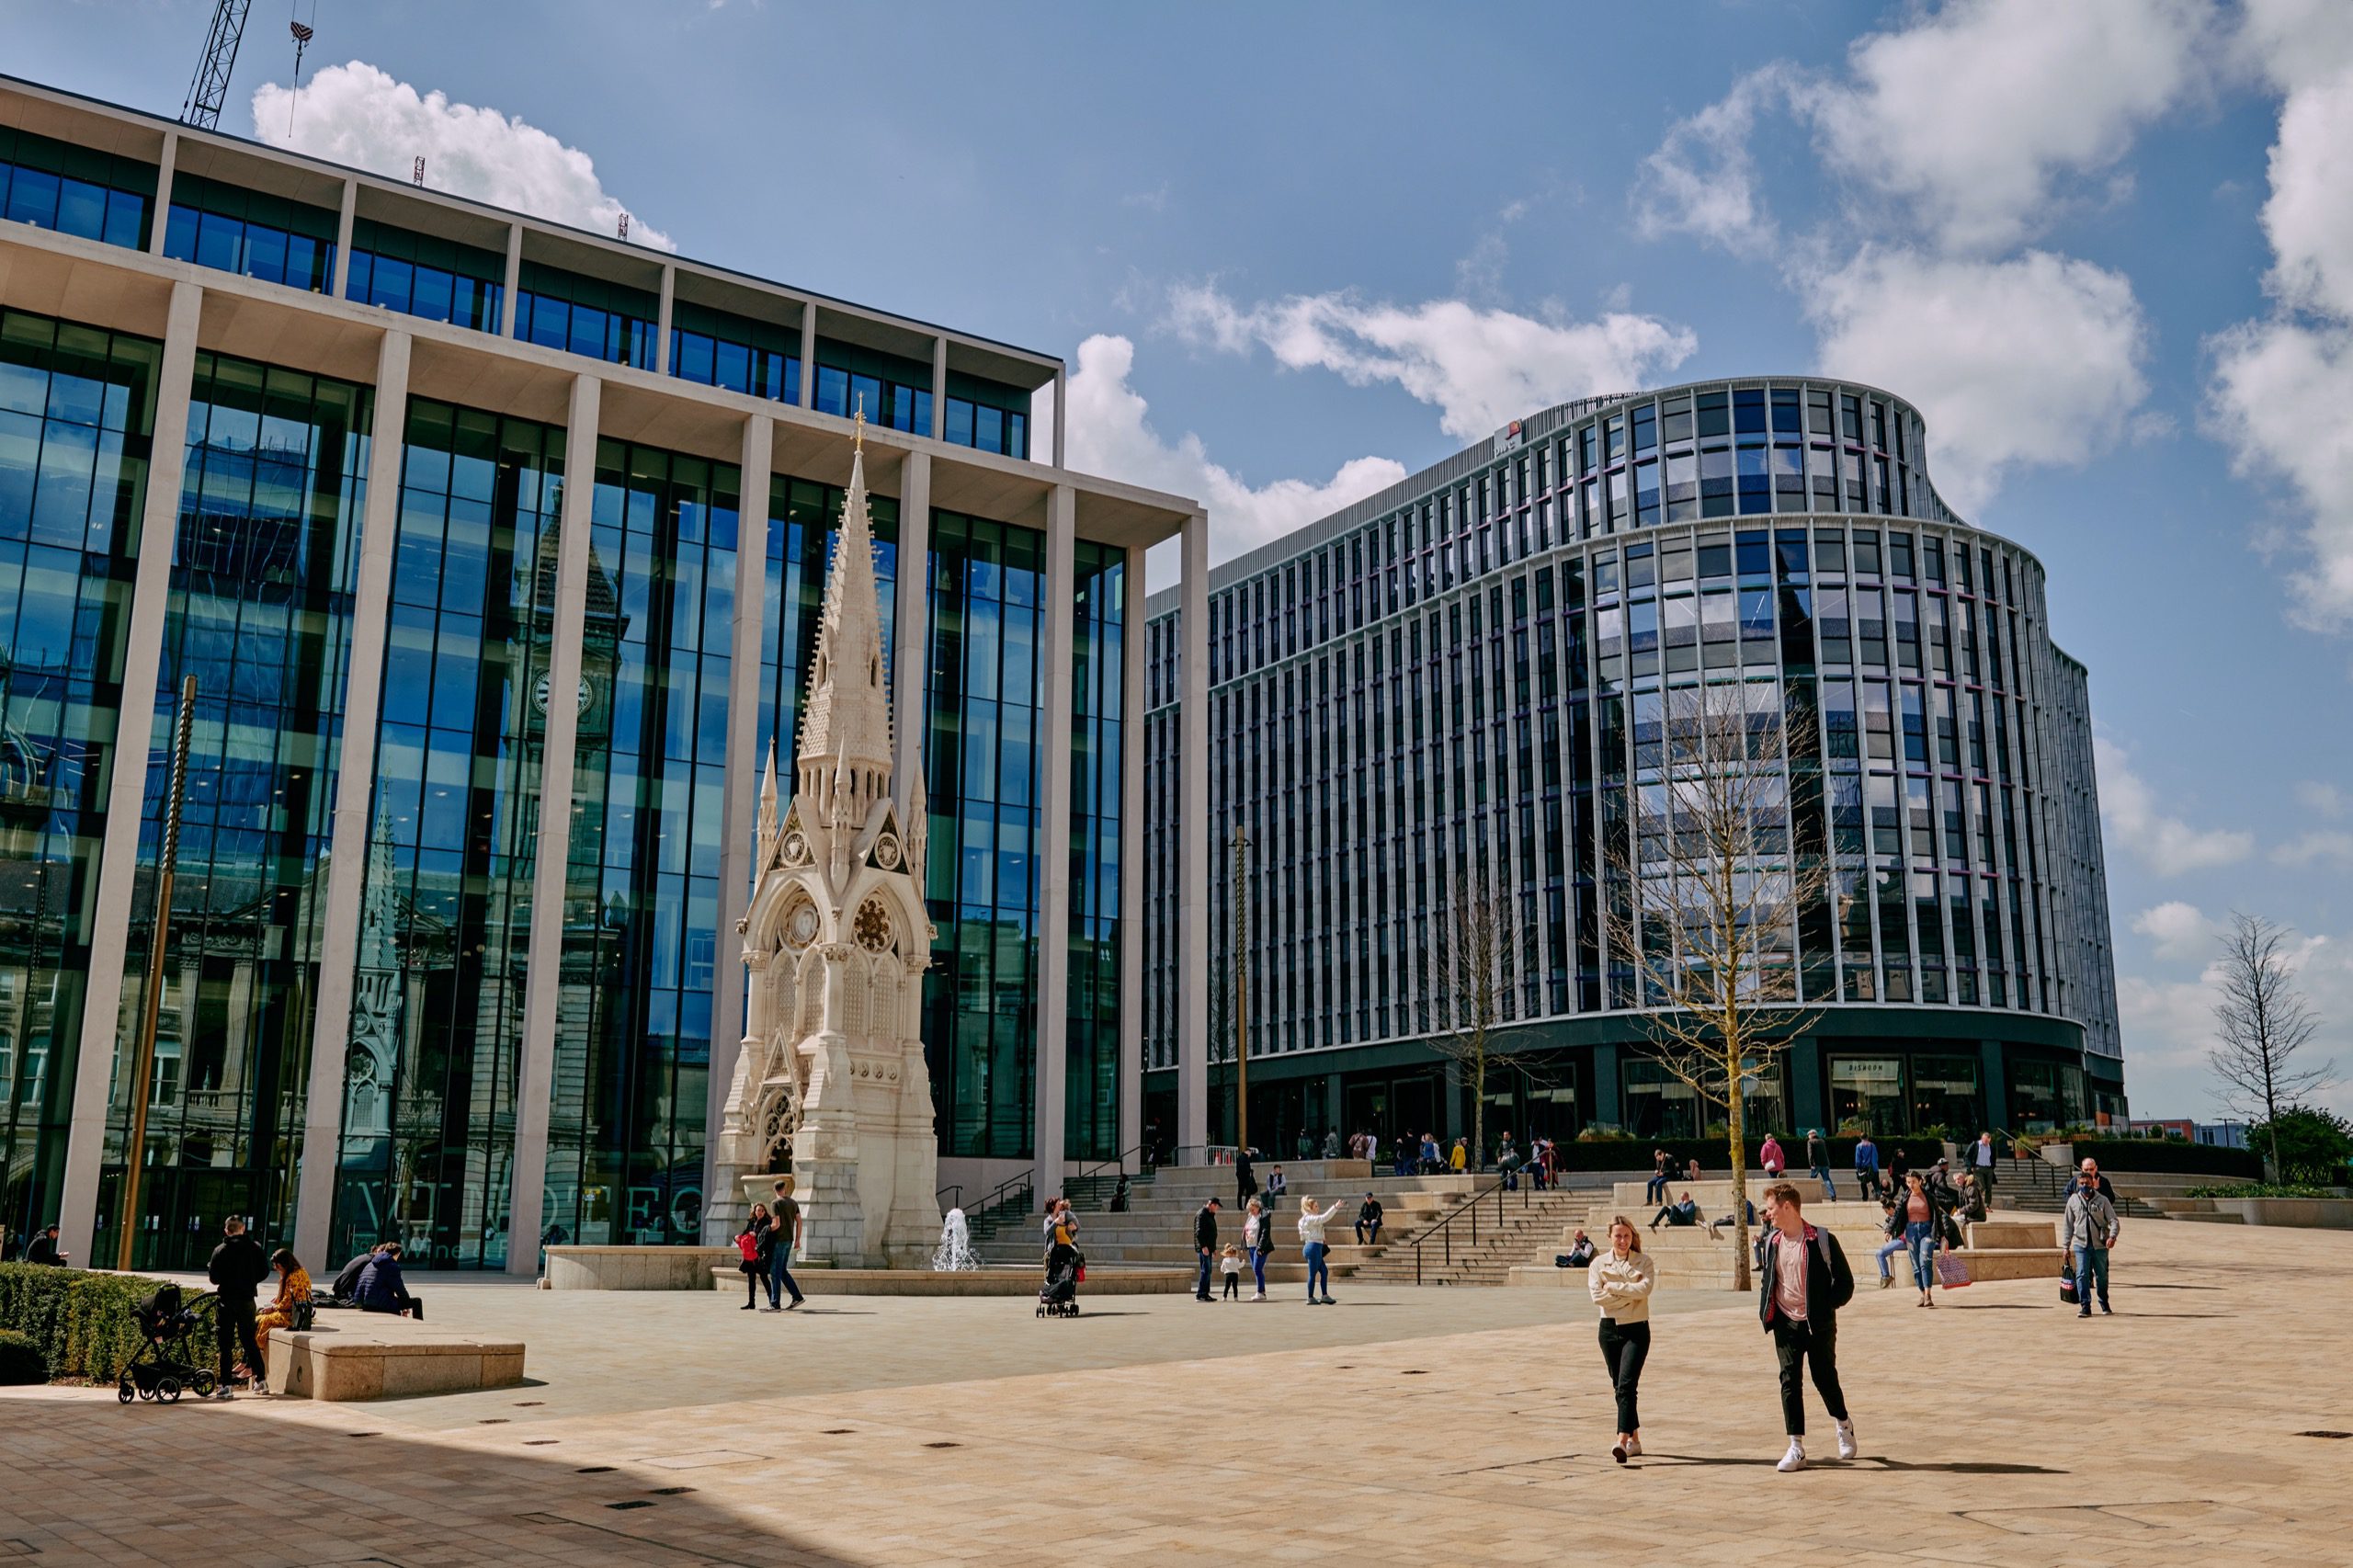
[1728,1051,1751,1293]
[1471,1044,1485,1177]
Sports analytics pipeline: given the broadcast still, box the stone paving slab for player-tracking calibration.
[5,1225,2348,1565]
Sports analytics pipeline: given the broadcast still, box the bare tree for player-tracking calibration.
[2209,911,2336,1176]
[1601,683,1840,1290]
[1427,869,1558,1172]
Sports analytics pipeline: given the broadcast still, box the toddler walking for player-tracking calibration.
[1220,1244,1243,1300]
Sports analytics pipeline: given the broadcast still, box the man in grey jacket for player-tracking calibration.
[2061,1168,2120,1318]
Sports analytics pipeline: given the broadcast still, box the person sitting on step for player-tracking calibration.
[1649,1192,1701,1232]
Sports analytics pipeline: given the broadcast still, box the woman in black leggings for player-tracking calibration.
[1587,1216,1657,1464]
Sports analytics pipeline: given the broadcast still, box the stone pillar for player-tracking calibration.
[146,131,176,256]
[705,414,773,1241]
[892,451,930,791]
[1033,484,1075,1196]
[654,264,675,375]
[500,222,522,338]
[929,337,948,443]
[332,178,356,300]
[1051,365,1067,468]
[1176,509,1210,1159]
[55,278,201,1267]
[1788,1037,1826,1140]
[503,372,599,1276]
[793,947,866,1265]
[797,307,816,409]
[1119,542,1147,1167]
[292,326,411,1267]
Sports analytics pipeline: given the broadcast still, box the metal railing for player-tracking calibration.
[1064,1143,1155,1199]
[1406,1172,1540,1286]
[935,1184,963,1211]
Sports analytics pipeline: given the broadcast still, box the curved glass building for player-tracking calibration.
[1141,378,2121,1152]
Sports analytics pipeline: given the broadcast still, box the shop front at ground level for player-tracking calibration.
[1141,1008,2125,1162]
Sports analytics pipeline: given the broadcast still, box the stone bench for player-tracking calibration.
[546,1244,739,1290]
[264,1315,525,1402]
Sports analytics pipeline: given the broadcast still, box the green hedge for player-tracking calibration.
[0,1264,190,1382]
[0,1327,46,1384]
[2069,1138,2263,1179]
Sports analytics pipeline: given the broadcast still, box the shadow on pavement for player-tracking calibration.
[0,1392,863,1567]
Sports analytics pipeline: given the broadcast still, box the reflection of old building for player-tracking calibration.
[4,74,1200,1275]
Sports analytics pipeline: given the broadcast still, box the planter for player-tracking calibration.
[2207,1198,2353,1230]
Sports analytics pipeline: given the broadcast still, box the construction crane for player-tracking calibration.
[180,0,254,131]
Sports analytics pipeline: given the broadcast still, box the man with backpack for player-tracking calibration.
[1757,1183,1858,1471]
[207,1216,271,1398]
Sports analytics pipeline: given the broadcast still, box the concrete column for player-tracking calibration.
[797,307,816,409]
[1788,1037,1825,1142]
[332,177,356,299]
[654,264,675,375]
[1979,1039,2008,1135]
[1052,365,1067,468]
[705,414,772,1224]
[892,452,931,790]
[929,336,948,443]
[1119,542,1146,1166]
[500,222,521,338]
[55,278,202,1264]
[503,372,599,1275]
[290,328,411,1267]
[1033,484,1076,1194]
[1591,1041,1620,1131]
[1176,509,1209,1158]
[146,131,176,256]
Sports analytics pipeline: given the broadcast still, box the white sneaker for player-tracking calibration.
[1249,1292,1266,1301]
[1836,1419,1858,1460]
[1622,1435,1642,1458]
[1777,1439,1806,1472]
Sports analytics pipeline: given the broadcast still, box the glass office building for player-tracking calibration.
[0,74,1188,1271]
[1142,380,2123,1154]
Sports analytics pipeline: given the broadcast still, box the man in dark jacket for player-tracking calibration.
[26,1225,63,1266]
[207,1216,271,1396]
[1756,1182,1858,1471]
[1191,1199,1220,1301]
[357,1242,420,1319]
[1354,1194,1384,1246]
[330,1244,385,1305]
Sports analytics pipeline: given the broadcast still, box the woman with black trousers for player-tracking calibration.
[737,1202,773,1310]
[1588,1216,1657,1464]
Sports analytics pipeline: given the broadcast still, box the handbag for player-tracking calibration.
[2058,1262,2077,1302]
[1934,1250,1971,1290]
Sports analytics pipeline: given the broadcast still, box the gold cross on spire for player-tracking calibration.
[853,393,865,453]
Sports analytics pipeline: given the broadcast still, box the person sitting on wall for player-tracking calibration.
[356,1242,421,1320]
[1708,1199,1759,1241]
[25,1226,65,1266]
[1355,1193,1384,1247]
[1562,1228,1597,1267]
[1650,1193,1701,1232]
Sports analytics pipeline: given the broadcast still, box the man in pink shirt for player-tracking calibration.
[1757,1182,1858,1472]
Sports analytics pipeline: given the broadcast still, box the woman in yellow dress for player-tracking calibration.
[252,1247,313,1381]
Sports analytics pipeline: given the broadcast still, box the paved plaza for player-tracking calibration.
[6,1226,2350,1566]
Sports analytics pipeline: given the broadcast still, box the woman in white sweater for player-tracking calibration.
[1295,1197,1341,1304]
[1587,1216,1657,1464]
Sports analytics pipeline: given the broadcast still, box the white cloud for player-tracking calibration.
[2131,901,2215,961]
[2206,9,2353,629]
[1635,66,1790,256]
[2094,737,2255,876]
[2271,830,2353,869]
[1799,0,2212,255]
[1165,283,1697,443]
[2297,780,2347,817]
[1063,335,1406,584]
[1804,247,2152,513]
[250,62,676,252]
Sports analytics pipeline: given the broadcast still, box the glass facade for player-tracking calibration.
[517,265,656,372]
[346,219,505,335]
[331,400,565,1269]
[539,442,739,1248]
[94,352,368,1270]
[1144,378,2120,1144]
[1,125,152,249]
[670,301,800,406]
[922,509,1045,1158]
[1064,540,1124,1161]
[812,339,933,438]
[0,307,159,1244]
[162,174,337,296]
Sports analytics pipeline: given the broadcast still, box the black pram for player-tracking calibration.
[117,1283,217,1403]
[1037,1241,1082,1317]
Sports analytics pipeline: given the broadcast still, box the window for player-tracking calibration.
[515,263,657,369]
[1,125,151,249]
[162,173,336,293]
[347,219,503,333]
[667,301,801,403]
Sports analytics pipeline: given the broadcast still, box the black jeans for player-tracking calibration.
[1769,1316,1848,1437]
[215,1293,262,1381]
[1597,1317,1650,1434]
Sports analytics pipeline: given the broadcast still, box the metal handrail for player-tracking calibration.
[935,1184,963,1210]
[1406,1171,1539,1286]
[1067,1142,1154,1192]
[966,1169,1033,1226]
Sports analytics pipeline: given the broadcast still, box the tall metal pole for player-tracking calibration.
[117,675,198,1272]
[1233,826,1249,1156]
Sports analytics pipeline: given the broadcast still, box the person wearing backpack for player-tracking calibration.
[1756,1183,1858,1472]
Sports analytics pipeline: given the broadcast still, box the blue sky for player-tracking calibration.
[13,0,2350,1120]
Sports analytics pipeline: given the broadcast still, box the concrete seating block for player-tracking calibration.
[265,1317,526,1402]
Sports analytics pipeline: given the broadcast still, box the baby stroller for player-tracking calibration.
[1037,1242,1082,1317]
[117,1283,217,1403]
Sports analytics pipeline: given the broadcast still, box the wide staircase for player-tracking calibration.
[1985,1155,2179,1221]
[1502,1178,2071,1291]
[973,1160,1498,1284]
